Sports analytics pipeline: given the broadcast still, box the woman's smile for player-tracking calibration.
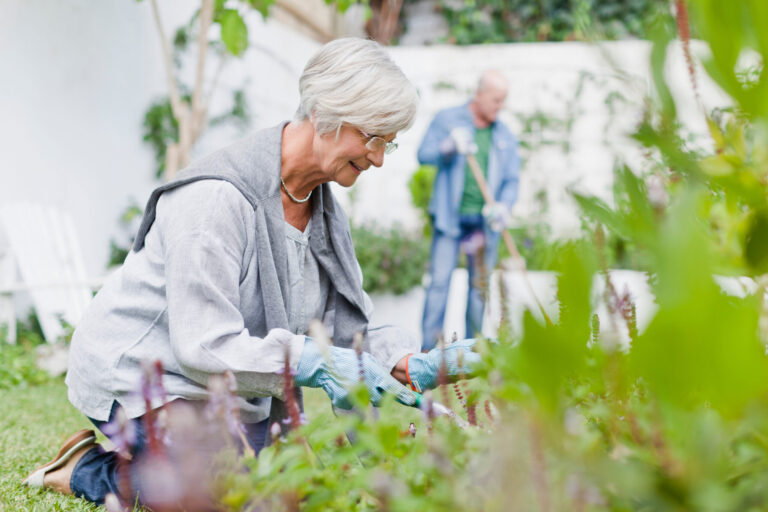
[349,160,365,174]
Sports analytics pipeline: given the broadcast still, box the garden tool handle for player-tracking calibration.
[465,153,553,326]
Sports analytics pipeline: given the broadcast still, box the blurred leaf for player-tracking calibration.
[220,9,248,56]
[573,193,632,239]
[247,0,274,18]
[510,241,597,412]
[706,115,726,150]
[744,209,768,274]
[647,13,676,121]
[630,190,768,415]
[699,155,733,177]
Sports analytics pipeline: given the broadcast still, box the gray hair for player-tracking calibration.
[476,69,509,94]
[294,38,419,136]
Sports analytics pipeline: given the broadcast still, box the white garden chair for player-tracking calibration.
[0,203,101,343]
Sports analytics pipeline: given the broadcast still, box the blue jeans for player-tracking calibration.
[70,401,270,505]
[421,214,498,350]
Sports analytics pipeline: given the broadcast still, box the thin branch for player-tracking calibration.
[149,0,185,119]
[379,0,403,44]
[191,0,215,141]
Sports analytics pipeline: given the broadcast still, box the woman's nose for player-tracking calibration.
[367,147,385,167]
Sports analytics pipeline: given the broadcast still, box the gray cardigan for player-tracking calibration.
[66,123,419,423]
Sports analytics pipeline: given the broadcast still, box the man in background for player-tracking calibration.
[418,70,520,349]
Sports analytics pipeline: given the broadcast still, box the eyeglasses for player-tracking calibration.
[358,129,398,155]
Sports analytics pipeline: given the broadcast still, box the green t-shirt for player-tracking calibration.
[459,126,493,215]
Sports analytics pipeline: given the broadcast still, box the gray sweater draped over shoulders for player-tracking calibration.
[66,123,419,425]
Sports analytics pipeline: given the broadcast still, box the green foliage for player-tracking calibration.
[573,165,662,271]
[208,88,251,128]
[0,343,52,391]
[629,189,768,416]
[198,2,768,510]
[507,241,597,411]
[98,1,768,509]
[499,221,563,270]
[218,9,249,56]
[0,312,53,390]
[1,381,112,510]
[141,97,180,180]
[351,224,430,295]
[108,202,144,267]
[244,0,274,19]
[139,0,270,180]
[437,0,670,44]
[407,164,436,237]
[324,0,361,14]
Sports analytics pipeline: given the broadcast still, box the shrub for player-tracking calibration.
[352,224,430,295]
[0,312,52,390]
[436,0,671,44]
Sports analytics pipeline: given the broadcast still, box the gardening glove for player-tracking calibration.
[445,127,477,155]
[295,338,420,410]
[405,338,481,392]
[482,203,513,232]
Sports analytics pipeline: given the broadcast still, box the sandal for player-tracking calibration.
[23,429,97,488]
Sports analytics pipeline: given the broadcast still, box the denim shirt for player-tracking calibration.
[417,102,520,242]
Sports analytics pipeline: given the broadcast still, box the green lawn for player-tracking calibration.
[0,379,104,511]
[0,377,340,511]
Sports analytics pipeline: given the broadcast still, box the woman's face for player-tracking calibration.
[314,125,396,187]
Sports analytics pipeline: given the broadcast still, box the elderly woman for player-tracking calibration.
[23,38,477,505]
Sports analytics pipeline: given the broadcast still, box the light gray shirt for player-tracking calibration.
[284,218,329,336]
[66,180,418,422]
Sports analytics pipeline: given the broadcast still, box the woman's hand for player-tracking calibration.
[295,338,420,410]
[401,339,481,392]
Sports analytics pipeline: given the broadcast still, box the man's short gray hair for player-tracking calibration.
[294,38,419,136]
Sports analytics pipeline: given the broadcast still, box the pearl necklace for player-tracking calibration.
[281,177,312,203]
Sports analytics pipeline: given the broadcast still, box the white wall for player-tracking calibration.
[365,40,728,238]
[1,1,728,282]
[0,0,193,274]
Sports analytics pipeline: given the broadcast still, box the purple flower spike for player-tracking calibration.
[205,373,246,439]
[102,406,137,456]
[140,360,167,407]
[460,230,486,256]
[104,493,126,512]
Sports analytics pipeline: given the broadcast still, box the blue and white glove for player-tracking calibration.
[482,203,512,232]
[295,338,420,410]
[405,339,481,392]
[440,127,477,156]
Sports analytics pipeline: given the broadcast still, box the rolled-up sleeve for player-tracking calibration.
[417,111,454,166]
[158,182,305,399]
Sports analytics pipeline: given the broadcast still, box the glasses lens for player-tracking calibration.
[362,131,397,154]
[366,137,385,150]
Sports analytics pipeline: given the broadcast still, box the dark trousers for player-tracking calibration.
[70,401,270,505]
[421,214,499,350]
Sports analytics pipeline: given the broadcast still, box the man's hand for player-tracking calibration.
[482,203,513,232]
[402,339,480,392]
[443,127,477,156]
[295,338,420,409]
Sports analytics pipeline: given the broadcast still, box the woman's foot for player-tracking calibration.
[23,429,98,495]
